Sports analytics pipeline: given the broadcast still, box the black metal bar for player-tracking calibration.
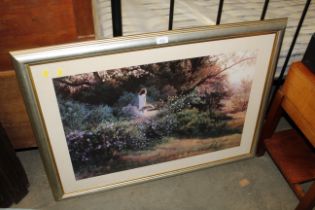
[277,0,312,85]
[260,0,270,20]
[168,0,175,30]
[111,0,123,37]
[216,0,224,25]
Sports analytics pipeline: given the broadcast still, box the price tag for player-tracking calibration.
[156,36,169,45]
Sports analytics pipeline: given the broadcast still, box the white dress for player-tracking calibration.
[138,94,146,111]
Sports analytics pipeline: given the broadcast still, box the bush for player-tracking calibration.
[165,91,204,114]
[166,95,187,113]
[58,99,89,131]
[57,97,117,132]
[161,92,235,138]
[174,108,212,137]
[66,130,116,172]
[174,108,234,137]
[67,122,144,173]
[116,91,138,108]
[149,113,178,137]
[96,121,155,151]
[120,104,142,119]
[85,105,114,128]
[146,86,163,102]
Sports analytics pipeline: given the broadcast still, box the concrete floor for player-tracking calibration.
[12,148,300,210]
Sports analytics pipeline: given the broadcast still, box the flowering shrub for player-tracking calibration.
[166,92,204,114]
[67,120,166,172]
[96,121,149,151]
[66,130,116,172]
[167,95,187,113]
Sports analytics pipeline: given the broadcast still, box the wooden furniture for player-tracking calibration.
[0,71,37,148]
[0,0,95,149]
[257,62,315,210]
[0,123,29,207]
[0,0,95,72]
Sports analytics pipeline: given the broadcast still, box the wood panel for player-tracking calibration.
[0,0,78,71]
[0,71,37,149]
[73,0,96,39]
[265,129,315,184]
[281,62,315,147]
[0,0,95,71]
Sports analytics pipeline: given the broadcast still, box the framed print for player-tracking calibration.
[11,18,286,200]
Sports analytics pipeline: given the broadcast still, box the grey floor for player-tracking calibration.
[12,147,299,210]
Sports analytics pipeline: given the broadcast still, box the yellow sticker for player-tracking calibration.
[57,68,63,76]
[41,70,49,78]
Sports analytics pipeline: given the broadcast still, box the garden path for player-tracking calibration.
[120,134,241,165]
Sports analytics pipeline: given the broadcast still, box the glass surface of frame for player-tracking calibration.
[11,18,287,200]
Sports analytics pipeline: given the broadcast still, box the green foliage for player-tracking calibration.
[164,91,203,114]
[152,90,234,138]
[58,98,88,132]
[146,86,162,102]
[149,113,178,137]
[174,108,213,137]
[85,105,114,128]
[115,91,138,107]
[166,95,186,113]
[58,97,115,131]
[174,108,236,137]
[119,105,140,119]
[96,120,158,151]
[184,91,206,111]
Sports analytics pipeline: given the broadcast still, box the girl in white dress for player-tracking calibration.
[138,88,147,112]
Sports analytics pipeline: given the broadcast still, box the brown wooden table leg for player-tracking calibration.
[256,90,284,156]
[296,182,315,210]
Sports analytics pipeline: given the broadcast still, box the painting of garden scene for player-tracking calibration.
[53,51,257,180]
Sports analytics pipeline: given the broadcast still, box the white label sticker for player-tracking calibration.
[156,36,169,45]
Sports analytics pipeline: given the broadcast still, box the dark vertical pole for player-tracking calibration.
[216,0,224,25]
[260,0,270,20]
[277,0,312,85]
[111,0,123,37]
[168,0,175,30]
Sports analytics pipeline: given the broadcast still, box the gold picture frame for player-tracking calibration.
[11,18,286,200]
